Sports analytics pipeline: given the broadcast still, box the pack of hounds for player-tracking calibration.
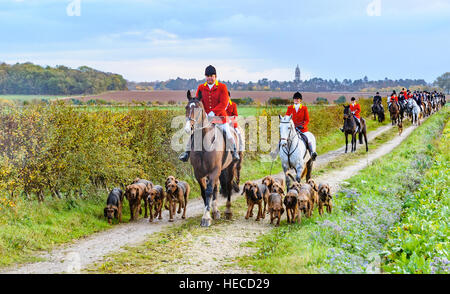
[104,174,332,227]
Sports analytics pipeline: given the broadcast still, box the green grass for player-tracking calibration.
[381,122,449,274]
[0,191,138,268]
[237,106,449,273]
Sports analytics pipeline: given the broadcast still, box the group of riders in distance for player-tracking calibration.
[178,65,446,227]
[372,88,446,126]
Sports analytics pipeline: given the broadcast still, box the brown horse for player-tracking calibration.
[185,90,242,227]
[343,105,368,153]
[389,102,400,125]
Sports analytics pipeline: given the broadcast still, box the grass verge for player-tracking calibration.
[381,121,449,274]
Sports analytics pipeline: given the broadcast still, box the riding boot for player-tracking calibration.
[232,145,240,161]
[179,151,190,162]
[308,142,317,161]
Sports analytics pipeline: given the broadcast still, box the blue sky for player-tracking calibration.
[1,0,449,83]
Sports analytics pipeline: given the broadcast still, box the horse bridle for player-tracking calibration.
[186,101,212,132]
[279,120,300,166]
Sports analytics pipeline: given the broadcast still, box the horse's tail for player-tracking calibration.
[286,171,296,183]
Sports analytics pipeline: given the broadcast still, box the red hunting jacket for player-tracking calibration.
[349,103,361,119]
[225,100,238,128]
[286,104,309,133]
[196,80,229,124]
[390,95,398,103]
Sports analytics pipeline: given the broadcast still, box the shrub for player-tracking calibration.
[334,96,346,104]
[267,97,290,105]
[315,97,329,105]
[231,97,255,105]
[71,98,84,105]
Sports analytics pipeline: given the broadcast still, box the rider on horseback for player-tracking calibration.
[226,91,243,152]
[372,91,383,113]
[388,90,399,110]
[179,65,240,162]
[341,97,361,133]
[285,92,317,161]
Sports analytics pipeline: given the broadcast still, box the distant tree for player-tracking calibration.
[315,97,329,105]
[334,96,346,104]
[435,72,450,94]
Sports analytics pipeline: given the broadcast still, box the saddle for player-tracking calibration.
[295,128,310,159]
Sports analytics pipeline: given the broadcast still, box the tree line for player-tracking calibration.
[128,76,440,92]
[0,62,128,95]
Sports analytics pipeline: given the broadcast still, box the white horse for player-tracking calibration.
[407,98,422,126]
[271,115,316,189]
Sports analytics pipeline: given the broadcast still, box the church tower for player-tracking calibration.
[295,65,301,82]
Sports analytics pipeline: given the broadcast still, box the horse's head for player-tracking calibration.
[278,114,294,148]
[185,90,205,133]
[343,105,351,119]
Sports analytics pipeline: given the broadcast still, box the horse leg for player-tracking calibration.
[305,159,313,181]
[364,130,368,152]
[211,184,220,220]
[201,180,213,227]
[345,133,348,153]
[201,169,220,227]
[282,164,290,190]
[294,165,302,183]
[221,165,234,220]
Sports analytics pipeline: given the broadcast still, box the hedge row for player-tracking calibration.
[0,98,377,201]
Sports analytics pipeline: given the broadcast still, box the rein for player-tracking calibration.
[279,121,301,167]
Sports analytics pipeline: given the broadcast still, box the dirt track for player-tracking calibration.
[2,123,409,274]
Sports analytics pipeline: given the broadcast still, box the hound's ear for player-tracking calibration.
[280,207,285,215]
[175,180,179,183]
[241,188,245,195]
[187,90,192,100]
[104,207,108,217]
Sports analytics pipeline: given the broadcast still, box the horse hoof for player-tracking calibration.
[212,210,221,220]
[225,212,232,220]
[201,218,211,227]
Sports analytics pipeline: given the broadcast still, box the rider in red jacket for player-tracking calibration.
[179,65,240,162]
[340,97,361,132]
[225,91,243,152]
[285,92,317,160]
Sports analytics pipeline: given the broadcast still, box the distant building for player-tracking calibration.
[295,65,301,82]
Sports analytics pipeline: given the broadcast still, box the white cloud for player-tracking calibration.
[2,55,309,82]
